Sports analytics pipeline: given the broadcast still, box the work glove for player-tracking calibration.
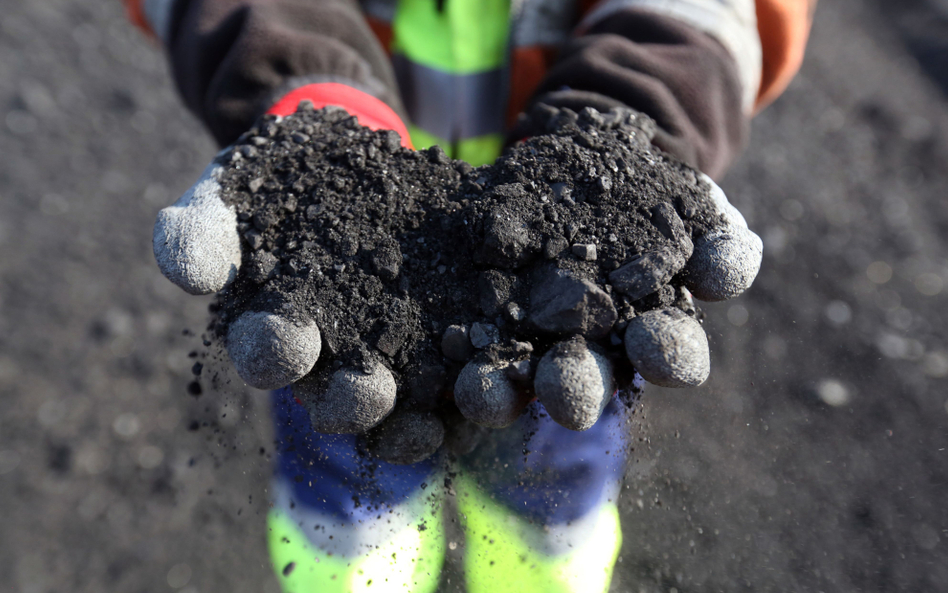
[451,104,762,435]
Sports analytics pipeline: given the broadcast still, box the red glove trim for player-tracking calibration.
[266,83,413,149]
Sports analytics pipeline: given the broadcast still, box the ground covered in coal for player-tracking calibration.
[216,103,716,421]
[2,1,948,592]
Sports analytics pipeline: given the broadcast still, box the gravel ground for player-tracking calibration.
[1,1,946,592]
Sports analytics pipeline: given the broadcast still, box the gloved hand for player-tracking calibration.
[453,105,762,434]
[154,99,761,457]
[153,84,413,435]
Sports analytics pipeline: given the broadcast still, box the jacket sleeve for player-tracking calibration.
[523,2,762,179]
[125,0,405,146]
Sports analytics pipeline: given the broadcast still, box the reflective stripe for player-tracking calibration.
[392,0,511,73]
[269,475,433,555]
[393,55,506,141]
[456,475,622,593]
[455,134,505,167]
[267,475,445,593]
[391,0,511,162]
[407,124,504,167]
[268,509,444,593]
[580,0,762,113]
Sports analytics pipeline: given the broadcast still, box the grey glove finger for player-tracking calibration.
[296,363,397,434]
[534,337,614,431]
[153,161,242,295]
[367,409,445,465]
[683,174,763,302]
[454,361,530,429]
[624,308,710,388]
[226,311,321,390]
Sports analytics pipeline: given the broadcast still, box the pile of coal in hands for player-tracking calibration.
[201,102,760,464]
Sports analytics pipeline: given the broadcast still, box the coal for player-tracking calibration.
[572,243,597,261]
[478,270,518,317]
[246,251,279,284]
[608,246,687,301]
[651,202,694,259]
[469,322,499,348]
[505,359,533,382]
[210,103,724,454]
[442,325,474,362]
[528,268,617,340]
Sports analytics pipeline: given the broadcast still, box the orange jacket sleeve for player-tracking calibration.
[754,0,817,111]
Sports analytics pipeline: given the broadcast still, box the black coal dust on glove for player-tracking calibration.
[153,103,761,464]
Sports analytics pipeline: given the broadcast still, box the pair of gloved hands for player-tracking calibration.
[153,85,762,436]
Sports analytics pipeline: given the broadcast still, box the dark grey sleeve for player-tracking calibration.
[523,8,749,179]
[162,0,404,146]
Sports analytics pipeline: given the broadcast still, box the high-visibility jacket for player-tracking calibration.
[124,0,815,176]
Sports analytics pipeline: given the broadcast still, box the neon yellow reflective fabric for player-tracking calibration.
[456,134,504,167]
[406,124,444,152]
[392,0,510,73]
[394,0,510,164]
[407,125,504,167]
[456,477,622,593]
[267,508,444,593]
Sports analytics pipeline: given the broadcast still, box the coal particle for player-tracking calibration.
[506,359,533,382]
[529,269,617,340]
[608,246,686,301]
[572,243,597,261]
[470,322,499,349]
[441,325,474,362]
[480,210,530,268]
[505,302,526,322]
[478,270,516,317]
[543,236,568,260]
[651,202,693,259]
[370,239,402,281]
[244,229,264,251]
[247,251,279,284]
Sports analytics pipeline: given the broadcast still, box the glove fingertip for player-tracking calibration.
[454,361,528,429]
[226,312,322,390]
[624,308,709,388]
[153,174,242,295]
[534,338,614,431]
[299,363,397,434]
[684,228,763,302]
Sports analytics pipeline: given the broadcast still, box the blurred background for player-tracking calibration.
[1,0,946,591]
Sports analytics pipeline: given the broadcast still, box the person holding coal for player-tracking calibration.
[125,0,814,591]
